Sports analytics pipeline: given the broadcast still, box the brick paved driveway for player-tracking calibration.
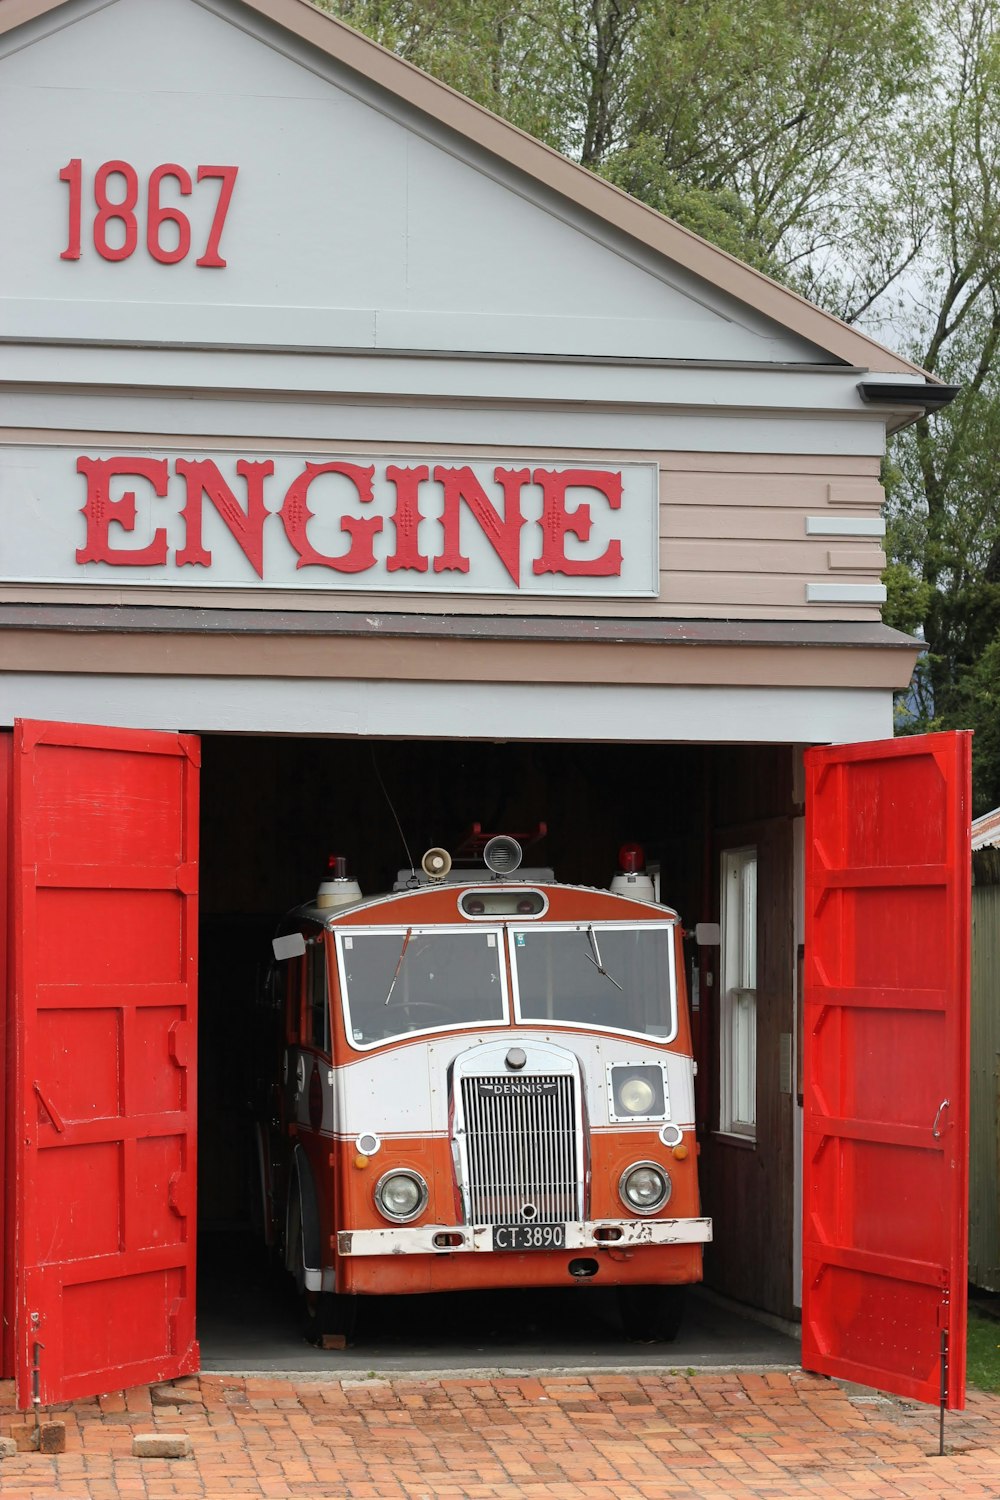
[2,1369,1000,1499]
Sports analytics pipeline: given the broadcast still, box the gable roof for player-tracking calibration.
[0,0,929,378]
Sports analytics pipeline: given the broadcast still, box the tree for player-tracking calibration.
[881,0,1000,811]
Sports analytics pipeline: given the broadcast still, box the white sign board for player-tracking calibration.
[0,447,660,599]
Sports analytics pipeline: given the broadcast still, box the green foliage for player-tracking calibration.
[597,139,788,280]
[882,563,934,641]
[967,1312,1000,1392]
[879,1,1000,808]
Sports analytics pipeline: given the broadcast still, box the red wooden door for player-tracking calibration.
[802,731,971,1408]
[11,720,200,1407]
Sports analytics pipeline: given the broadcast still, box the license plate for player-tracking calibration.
[492,1223,566,1252]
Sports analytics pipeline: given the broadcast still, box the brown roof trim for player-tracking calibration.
[0,603,918,651]
[2,0,930,381]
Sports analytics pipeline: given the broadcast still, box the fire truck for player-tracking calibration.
[252,831,711,1342]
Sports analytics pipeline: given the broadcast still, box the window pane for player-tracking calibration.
[340,929,505,1046]
[721,848,757,1136]
[514,926,676,1040]
[740,856,757,990]
[285,957,303,1043]
[732,989,757,1126]
[308,944,329,1052]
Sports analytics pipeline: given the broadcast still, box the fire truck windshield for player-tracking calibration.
[511,923,677,1040]
[337,926,507,1046]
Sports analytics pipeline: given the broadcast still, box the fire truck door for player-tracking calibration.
[802,730,971,1408]
[9,720,200,1409]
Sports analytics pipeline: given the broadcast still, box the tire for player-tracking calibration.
[286,1189,359,1345]
[617,1285,687,1343]
[302,1290,359,1346]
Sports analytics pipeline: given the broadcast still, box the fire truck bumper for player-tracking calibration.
[336,1217,712,1257]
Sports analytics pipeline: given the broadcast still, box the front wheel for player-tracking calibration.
[302,1289,359,1347]
[617,1285,687,1343]
[286,1189,358,1345]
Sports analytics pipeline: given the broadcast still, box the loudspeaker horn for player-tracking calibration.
[421,847,453,880]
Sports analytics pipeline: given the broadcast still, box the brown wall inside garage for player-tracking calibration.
[698,746,797,1319]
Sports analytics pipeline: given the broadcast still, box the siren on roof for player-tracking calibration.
[610,841,656,903]
[317,853,362,909]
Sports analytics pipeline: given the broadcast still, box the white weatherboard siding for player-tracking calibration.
[0,0,831,365]
[0,397,889,456]
[0,351,889,418]
[0,674,894,744]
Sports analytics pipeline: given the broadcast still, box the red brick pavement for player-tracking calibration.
[1,1369,999,1499]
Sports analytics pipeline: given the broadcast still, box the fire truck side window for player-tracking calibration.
[285,956,304,1044]
[307,940,330,1054]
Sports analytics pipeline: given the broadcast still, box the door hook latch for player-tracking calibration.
[932,1099,950,1139]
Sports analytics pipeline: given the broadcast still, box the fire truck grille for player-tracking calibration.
[459,1074,580,1225]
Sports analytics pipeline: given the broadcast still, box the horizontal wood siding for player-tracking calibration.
[658,460,884,616]
[660,541,885,574]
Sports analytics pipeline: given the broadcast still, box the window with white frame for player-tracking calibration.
[720,847,757,1138]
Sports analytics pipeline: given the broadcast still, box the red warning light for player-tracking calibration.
[618,842,645,873]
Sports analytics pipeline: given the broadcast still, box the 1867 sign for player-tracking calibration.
[1,449,659,598]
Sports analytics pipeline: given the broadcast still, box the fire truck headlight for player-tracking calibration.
[375,1169,428,1223]
[609,1064,667,1120]
[619,1161,671,1215]
[620,1077,656,1114]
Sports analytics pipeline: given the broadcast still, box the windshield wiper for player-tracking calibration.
[585,924,623,991]
[383,927,413,1006]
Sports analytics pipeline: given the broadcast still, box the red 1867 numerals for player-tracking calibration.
[59,160,238,267]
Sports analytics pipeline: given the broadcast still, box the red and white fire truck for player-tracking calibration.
[252,831,711,1341]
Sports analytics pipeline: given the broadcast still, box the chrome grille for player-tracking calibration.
[459,1073,580,1225]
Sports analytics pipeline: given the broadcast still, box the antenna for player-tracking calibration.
[370,748,416,877]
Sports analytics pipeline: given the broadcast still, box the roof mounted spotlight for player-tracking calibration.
[483,835,523,876]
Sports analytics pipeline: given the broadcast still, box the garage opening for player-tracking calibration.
[2,721,970,1404]
[194,733,799,1362]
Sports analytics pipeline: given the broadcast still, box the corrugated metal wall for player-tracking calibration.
[970,884,1000,1290]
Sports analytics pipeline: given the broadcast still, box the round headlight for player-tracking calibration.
[619,1077,656,1115]
[375,1169,428,1223]
[619,1161,671,1215]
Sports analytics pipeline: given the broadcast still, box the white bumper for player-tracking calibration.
[336,1217,712,1256]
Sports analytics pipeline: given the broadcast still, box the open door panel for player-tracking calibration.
[802,731,971,1409]
[11,720,200,1408]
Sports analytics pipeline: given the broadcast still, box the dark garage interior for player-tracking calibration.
[194,734,798,1363]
